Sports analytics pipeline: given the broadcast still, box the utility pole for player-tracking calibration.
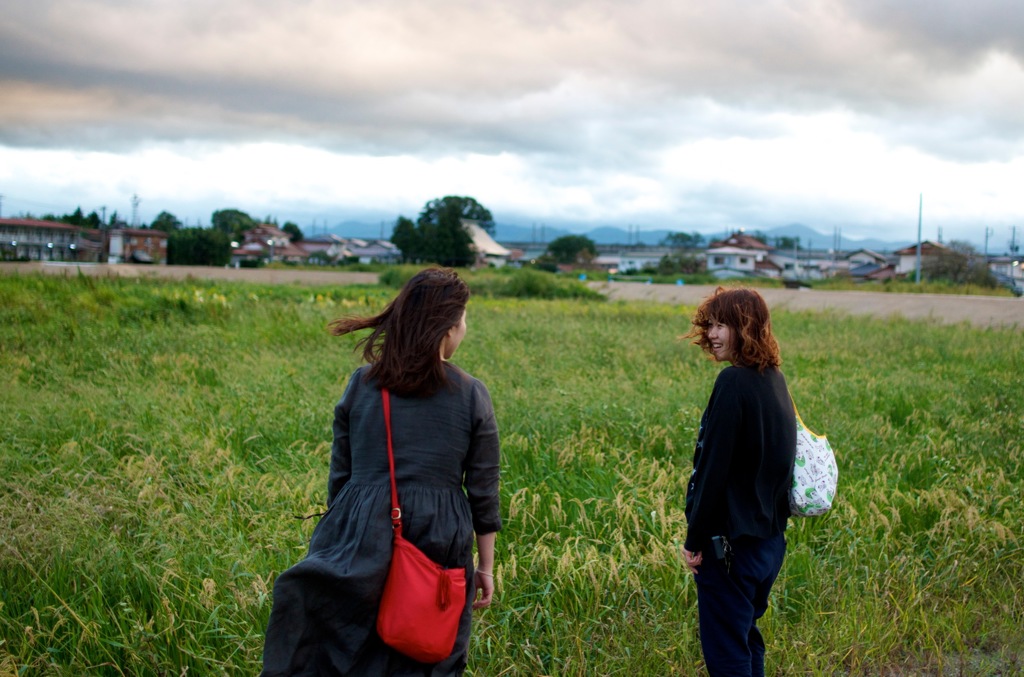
[100,205,107,225]
[984,227,993,257]
[131,194,141,227]
[1011,225,1019,255]
[915,194,923,284]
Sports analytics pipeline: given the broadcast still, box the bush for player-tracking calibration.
[469,268,604,300]
[379,265,602,300]
[377,265,425,289]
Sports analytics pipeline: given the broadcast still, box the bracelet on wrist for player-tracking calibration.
[477,571,493,578]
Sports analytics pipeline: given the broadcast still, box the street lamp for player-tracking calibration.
[267,238,275,263]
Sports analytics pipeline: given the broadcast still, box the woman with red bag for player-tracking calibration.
[261,267,501,676]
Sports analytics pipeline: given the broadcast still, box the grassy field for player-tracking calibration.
[1,272,1022,676]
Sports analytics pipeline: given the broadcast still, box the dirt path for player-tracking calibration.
[0,261,379,287]
[588,281,1024,330]
[4,262,1021,330]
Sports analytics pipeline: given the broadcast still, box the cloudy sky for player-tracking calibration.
[2,0,1022,249]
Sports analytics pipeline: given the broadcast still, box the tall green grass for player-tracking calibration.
[1,273,1021,675]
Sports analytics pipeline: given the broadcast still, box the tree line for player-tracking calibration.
[25,206,305,266]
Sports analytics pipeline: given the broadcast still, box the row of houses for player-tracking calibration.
[588,232,1021,287]
[227,225,402,266]
[4,217,1021,288]
[503,231,1022,287]
[226,221,512,267]
[0,218,404,267]
[0,218,507,268]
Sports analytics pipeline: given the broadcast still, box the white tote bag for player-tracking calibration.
[789,404,838,517]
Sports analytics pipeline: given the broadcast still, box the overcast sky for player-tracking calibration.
[2,0,1022,249]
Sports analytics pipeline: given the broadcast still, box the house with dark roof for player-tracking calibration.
[848,261,898,281]
[297,235,401,264]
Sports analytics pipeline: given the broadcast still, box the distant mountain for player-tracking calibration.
[328,220,570,243]
[495,223,672,245]
[326,219,392,240]
[585,227,673,245]
[763,224,910,253]
[492,222,568,242]
[326,218,912,253]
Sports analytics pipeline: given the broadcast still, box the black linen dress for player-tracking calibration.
[261,363,502,676]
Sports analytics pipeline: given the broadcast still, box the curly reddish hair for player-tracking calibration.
[684,287,782,371]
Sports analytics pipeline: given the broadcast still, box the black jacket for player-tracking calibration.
[684,365,795,552]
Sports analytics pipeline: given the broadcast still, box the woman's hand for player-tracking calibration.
[682,547,703,575]
[472,570,494,609]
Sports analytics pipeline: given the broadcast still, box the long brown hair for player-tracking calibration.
[684,287,782,371]
[329,267,470,397]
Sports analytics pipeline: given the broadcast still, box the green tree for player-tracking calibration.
[211,209,256,242]
[167,228,231,266]
[422,198,474,266]
[282,222,303,242]
[391,197,486,266]
[420,196,495,235]
[773,236,800,250]
[547,234,597,265]
[923,240,997,287]
[390,216,422,263]
[61,207,87,226]
[151,211,183,233]
[657,253,706,275]
[661,231,706,250]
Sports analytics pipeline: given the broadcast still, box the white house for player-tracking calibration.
[706,246,768,278]
[704,232,779,279]
[987,256,1022,281]
[618,248,669,273]
[894,240,948,276]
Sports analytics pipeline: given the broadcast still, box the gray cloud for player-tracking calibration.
[3,0,1023,159]
[2,0,1022,245]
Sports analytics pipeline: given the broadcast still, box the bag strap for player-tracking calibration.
[790,395,806,427]
[382,388,403,534]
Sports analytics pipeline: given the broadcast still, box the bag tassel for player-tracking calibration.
[436,572,451,610]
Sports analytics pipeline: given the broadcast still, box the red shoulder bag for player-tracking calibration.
[375,388,467,663]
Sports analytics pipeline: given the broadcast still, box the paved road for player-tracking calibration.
[4,262,1021,330]
[588,281,1024,330]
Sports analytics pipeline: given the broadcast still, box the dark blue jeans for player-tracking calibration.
[694,533,786,677]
